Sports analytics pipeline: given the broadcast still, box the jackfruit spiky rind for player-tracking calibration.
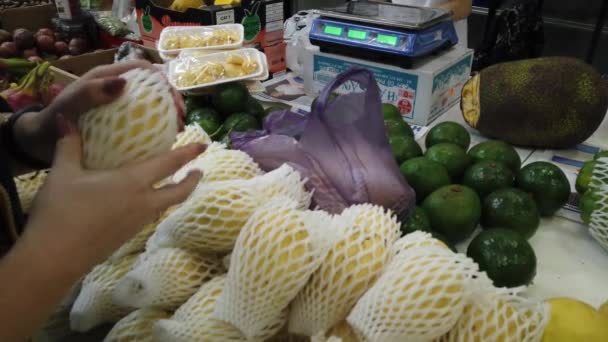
[462,57,608,149]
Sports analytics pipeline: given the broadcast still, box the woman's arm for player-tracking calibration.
[0,122,203,341]
[0,220,90,342]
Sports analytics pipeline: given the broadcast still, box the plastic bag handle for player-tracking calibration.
[312,67,380,118]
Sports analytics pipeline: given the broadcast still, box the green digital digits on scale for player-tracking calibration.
[324,25,343,36]
[377,34,398,46]
[348,29,367,40]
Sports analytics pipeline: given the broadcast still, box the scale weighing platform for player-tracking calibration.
[309,1,458,68]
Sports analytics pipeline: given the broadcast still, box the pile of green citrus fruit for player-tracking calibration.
[184,82,287,145]
[385,109,572,289]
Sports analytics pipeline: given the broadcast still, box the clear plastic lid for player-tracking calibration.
[158,24,244,54]
[169,48,267,92]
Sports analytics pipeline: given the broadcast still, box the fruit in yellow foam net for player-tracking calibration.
[79,68,182,170]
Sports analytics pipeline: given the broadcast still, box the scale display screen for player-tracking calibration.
[377,34,398,46]
[323,25,343,36]
[347,29,367,40]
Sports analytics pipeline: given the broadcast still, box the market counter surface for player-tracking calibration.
[429,104,608,306]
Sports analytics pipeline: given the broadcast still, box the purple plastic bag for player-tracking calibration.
[233,68,416,220]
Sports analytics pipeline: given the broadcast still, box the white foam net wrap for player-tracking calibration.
[154,275,285,342]
[439,289,549,342]
[109,208,176,262]
[212,197,336,340]
[173,123,212,148]
[589,157,608,250]
[13,170,48,213]
[112,248,224,310]
[103,308,170,342]
[317,321,362,342]
[70,255,138,332]
[392,231,452,259]
[79,68,179,170]
[347,246,480,342]
[149,164,311,254]
[172,148,263,184]
[289,204,398,337]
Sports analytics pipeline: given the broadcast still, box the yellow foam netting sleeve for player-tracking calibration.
[154,275,285,342]
[112,248,224,310]
[103,307,171,342]
[70,255,138,332]
[288,204,399,337]
[347,244,480,341]
[79,68,179,170]
[148,164,311,254]
[212,197,337,339]
[13,170,48,213]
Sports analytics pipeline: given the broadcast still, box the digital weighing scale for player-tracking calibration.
[309,1,458,68]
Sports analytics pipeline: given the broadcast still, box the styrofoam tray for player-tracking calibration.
[158,24,244,54]
[169,48,267,91]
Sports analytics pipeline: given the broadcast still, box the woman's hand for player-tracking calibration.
[0,118,203,341]
[12,60,155,169]
[26,117,204,267]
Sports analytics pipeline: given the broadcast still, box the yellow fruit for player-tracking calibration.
[105,308,170,342]
[13,170,48,213]
[600,300,608,317]
[213,198,336,339]
[347,249,479,341]
[442,294,547,342]
[289,205,397,337]
[169,0,203,11]
[79,68,180,170]
[324,321,361,342]
[542,298,608,342]
[70,255,138,332]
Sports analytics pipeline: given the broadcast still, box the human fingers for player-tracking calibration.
[52,115,83,172]
[82,60,154,80]
[60,77,126,121]
[151,170,202,211]
[128,144,206,186]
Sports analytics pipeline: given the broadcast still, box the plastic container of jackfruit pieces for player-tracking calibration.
[158,24,245,55]
[169,48,267,92]
[177,48,269,81]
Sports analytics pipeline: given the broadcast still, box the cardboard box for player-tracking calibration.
[0,4,56,32]
[136,0,237,47]
[305,47,474,126]
[136,0,286,76]
[50,46,162,78]
[136,0,284,49]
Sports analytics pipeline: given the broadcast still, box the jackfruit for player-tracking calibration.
[461,57,608,148]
